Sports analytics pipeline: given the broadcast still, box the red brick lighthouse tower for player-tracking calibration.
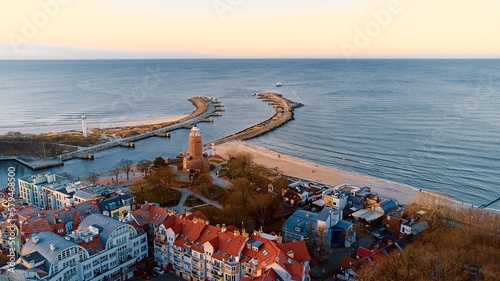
[183,126,209,173]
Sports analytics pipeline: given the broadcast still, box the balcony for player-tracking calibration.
[192,261,202,270]
[211,269,223,277]
[191,270,202,279]
[155,234,167,244]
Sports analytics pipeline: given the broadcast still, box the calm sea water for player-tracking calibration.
[0,59,499,210]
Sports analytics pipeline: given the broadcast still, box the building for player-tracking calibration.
[154,212,311,281]
[18,173,85,210]
[1,213,148,281]
[183,126,209,173]
[19,173,136,214]
[3,200,102,245]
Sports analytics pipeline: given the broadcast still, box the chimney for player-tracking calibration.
[221,223,227,233]
[31,236,39,244]
[50,244,56,251]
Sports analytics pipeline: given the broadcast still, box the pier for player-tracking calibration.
[13,96,219,170]
[209,92,303,145]
[478,196,500,209]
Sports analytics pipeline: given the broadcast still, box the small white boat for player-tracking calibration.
[276,82,282,87]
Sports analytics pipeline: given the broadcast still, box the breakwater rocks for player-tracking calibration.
[210,92,303,145]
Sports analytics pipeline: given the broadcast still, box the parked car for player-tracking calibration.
[153,267,165,276]
[372,227,389,240]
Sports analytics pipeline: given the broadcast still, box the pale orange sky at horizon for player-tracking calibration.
[1,0,499,59]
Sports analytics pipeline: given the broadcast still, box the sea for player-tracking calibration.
[0,59,499,210]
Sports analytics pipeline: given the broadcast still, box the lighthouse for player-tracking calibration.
[81,114,87,138]
[183,126,209,173]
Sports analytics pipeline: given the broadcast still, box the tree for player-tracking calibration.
[112,162,121,182]
[119,158,134,180]
[152,156,167,169]
[232,178,253,206]
[193,173,213,193]
[272,177,289,198]
[86,172,99,185]
[227,151,254,178]
[129,180,152,204]
[249,193,277,230]
[137,159,153,176]
[147,165,176,190]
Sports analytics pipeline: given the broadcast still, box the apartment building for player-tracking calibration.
[1,213,148,281]
[154,213,311,281]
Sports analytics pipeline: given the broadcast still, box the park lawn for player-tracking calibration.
[183,195,206,207]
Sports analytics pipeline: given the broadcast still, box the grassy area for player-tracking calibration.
[151,188,182,207]
[201,184,226,200]
[183,195,206,207]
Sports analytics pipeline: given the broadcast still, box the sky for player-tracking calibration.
[0,0,499,59]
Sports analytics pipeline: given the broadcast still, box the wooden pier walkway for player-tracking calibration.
[209,92,302,146]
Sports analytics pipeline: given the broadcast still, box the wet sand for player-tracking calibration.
[216,141,419,205]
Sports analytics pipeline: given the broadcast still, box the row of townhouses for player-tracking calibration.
[1,171,313,281]
[153,211,311,281]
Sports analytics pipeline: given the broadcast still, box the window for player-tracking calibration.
[262,250,268,256]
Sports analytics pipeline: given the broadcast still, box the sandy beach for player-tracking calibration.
[216,141,419,205]
[0,115,186,135]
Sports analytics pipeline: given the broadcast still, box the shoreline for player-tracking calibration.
[215,141,421,205]
[0,115,187,135]
[215,141,490,210]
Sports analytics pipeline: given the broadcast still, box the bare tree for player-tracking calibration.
[232,178,252,206]
[227,151,254,178]
[147,165,176,190]
[87,172,99,185]
[113,162,121,182]
[129,179,152,203]
[193,173,213,193]
[249,193,277,230]
[137,159,153,176]
[119,158,134,180]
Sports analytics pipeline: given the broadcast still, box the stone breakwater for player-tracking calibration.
[210,92,303,146]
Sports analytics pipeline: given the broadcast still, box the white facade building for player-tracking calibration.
[18,173,85,210]
[1,213,148,281]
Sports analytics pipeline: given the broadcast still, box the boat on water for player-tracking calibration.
[276,82,282,87]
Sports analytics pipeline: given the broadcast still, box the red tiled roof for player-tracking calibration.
[241,268,284,281]
[186,220,206,241]
[241,235,280,272]
[23,219,53,234]
[211,230,247,261]
[128,220,145,234]
[283,263,304,281]
[132,203,168,227]
[191,225,219,253]
[185,211,207,221]
[77,235,104,255]
[277,241,311,263]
